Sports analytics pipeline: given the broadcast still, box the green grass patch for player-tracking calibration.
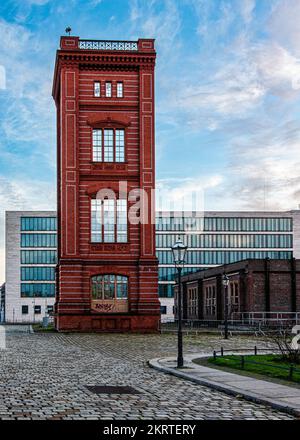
[207,354,300,384]
[32,323,56,332]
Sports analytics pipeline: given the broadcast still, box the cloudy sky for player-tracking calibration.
[0,0,300,282]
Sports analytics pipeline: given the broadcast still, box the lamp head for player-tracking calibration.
[171,236,188,269]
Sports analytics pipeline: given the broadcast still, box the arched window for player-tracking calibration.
[91,275,128,300]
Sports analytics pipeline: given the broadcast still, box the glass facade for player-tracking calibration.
[157,250,292,265]
[21,283,55,298]
[156,215,294,299]
[156,233,292,248]
[20,216,57,300]
[21,250,57,264]
[21,234,57,248]
[21,267,56,281]
[21,217,57,231]
[156,216,292,232]
[17,213,295,301]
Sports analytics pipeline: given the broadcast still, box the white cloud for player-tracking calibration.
[156,175,222,211]
[129,0,181,62]
[268,0,300,56]
[254,42,300,94]
[240,0,256,24]
[0,66,6,90]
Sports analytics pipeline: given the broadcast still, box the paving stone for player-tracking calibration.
[0,332,294,420]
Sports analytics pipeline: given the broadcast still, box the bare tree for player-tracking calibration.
[260,328,300,364]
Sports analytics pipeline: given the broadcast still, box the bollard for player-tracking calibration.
[213,350,216,360]
[289,366,294,381]
[221,347,224,357]
[254,346,257,356]
[241,355,245,369]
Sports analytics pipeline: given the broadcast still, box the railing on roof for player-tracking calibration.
[78,40,138,51]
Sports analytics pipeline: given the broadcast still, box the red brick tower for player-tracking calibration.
[52,36,160,332]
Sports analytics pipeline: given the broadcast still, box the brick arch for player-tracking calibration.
[87,113,131,128]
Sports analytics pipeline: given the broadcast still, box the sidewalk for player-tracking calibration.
[149,353,300,417]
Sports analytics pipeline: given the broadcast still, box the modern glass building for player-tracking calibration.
[156,211,300,320]
[5,210,300,322]
[5,212,57,323]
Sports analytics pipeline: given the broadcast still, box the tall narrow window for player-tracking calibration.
[104,129,114,161]
[117,199,127,242]
[103,199,115,242]
[115,129,125,162]
[94,81,101,97]
[92,129,102,161]
[91,199,127,243]
[91,199,102,242]
[105,81,112,97]
[117,82,123,98]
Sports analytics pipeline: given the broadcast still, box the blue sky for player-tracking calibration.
[0,0,300,281]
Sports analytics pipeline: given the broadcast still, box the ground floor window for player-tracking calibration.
[187,287,198,318]
[34,305,41,314]
[205,285,216,316]
[22,305,28,315]
[228,281,240,314]
[91,275,128,300]
[160,305,167,315]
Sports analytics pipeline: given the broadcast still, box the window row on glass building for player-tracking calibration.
[156,233,292,249]
[159,267,201,282]
[21,267,56,281]
[21,283,55,298]
[21,234,57,248]
[21,217,57,231]
[157,250,293,265]
[21,250,57,264]
[155,216,292,232]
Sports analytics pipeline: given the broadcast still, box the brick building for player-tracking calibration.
[175,259,300,321]
[52,36,160,332]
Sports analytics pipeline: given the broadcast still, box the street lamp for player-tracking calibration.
[171,237,188,368]
[222,274,230,339]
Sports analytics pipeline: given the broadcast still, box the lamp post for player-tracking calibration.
[222,274,230,340]
[171,237,188,368]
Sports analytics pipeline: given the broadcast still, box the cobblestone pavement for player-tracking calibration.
[0,330,295,420]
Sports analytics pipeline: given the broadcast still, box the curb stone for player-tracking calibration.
[148,355,300,418]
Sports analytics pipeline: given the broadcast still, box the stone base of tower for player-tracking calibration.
[54,313,160,333]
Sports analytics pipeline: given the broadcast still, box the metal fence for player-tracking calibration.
[160,316,299,334]
[212,347,300,381]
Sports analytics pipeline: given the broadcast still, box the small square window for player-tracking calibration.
[34,305,41,314]
[22,305,28,315]
[94,81,101,97]
[160,306,167,315]
[117,82,123,98]
[47,305,54,314]
[106,82,112,97]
